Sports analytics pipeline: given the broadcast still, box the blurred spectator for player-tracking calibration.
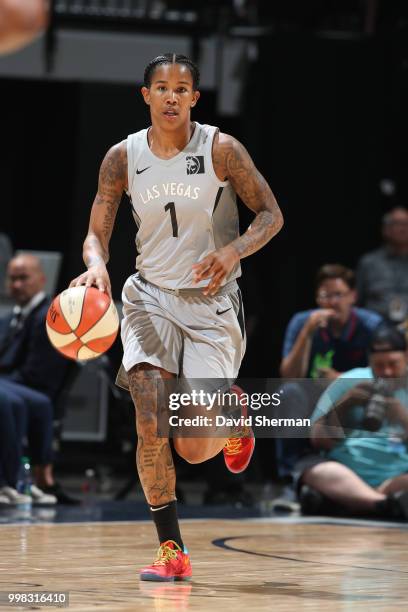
[0,253,78,504]
[356,207,408,324]
[298,324,408,520]
[273,264,382,508]
[281,264,382,381]
[0,0,48,55]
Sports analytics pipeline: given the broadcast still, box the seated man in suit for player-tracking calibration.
[0,253,78,504]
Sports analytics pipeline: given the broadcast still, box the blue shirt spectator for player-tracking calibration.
[281,264,382,381]
[283,308,382,379]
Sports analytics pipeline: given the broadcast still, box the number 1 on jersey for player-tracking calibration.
[164,202,179,237]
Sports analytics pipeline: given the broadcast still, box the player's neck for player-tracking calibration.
[148,122,195,159]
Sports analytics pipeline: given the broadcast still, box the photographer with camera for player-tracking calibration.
[297,324,408,519]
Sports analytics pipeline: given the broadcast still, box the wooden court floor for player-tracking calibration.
[0,518,408,611]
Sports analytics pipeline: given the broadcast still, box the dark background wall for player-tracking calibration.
[1,33,407,377]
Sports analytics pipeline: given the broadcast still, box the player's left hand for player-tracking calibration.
[192,245,239,296]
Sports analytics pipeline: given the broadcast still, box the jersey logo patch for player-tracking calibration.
[186,156,205,175]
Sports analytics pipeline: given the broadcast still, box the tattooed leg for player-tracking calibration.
[128,363,176,506]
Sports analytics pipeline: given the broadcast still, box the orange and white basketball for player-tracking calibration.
[46,286,119,361]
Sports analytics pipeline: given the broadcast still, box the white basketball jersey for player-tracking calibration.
[126,122,241,289]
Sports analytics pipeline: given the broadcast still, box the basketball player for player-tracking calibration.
[0,0,48,55]
[70,54,283,581]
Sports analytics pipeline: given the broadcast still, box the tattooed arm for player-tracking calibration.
[192,132,283,295]
[216,132,283,256]
[70,141,127,296]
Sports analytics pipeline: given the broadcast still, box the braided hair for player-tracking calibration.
[144,54,200,90]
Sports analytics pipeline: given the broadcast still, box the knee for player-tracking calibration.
[134,402,158,432]
[134,403,161,444]
[174,440,207,464]
[302,461,343,485]
[128,365,166,415]
[135,412,158,439]
[129,365,171,431]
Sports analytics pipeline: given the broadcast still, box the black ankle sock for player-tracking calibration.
[149,500,184,550]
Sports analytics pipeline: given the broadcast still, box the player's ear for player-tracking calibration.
[141,86,150,105]
[191,90,200,107]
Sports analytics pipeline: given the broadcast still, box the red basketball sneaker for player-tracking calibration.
[223,384,255,474]
[140,540,192,582]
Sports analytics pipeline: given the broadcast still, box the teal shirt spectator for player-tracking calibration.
[311,367,408,487]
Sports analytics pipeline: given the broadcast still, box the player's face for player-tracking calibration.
[316,278,356,323]
[141,63,200,129]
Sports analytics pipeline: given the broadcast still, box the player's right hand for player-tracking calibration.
[69,264,112,297]
[306,309,336,332]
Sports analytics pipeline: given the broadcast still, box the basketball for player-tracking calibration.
[46,286,119,360]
